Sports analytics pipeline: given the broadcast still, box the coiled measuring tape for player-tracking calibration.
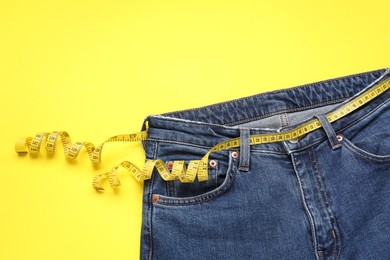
[15,77,390,191]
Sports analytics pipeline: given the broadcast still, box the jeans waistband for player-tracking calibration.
[142,68,390,155]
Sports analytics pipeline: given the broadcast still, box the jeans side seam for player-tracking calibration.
[147,142,158,260]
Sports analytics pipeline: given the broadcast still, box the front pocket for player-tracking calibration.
[152,150,238,206]
[339,101,390,164]
[342,137,390,163]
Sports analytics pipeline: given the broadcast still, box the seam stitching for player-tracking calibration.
[225,98,348,126]
[289,96,390,153]
[343,140,390,164]
[309,148,341,259]
[290,153,320,260]
[155,157,237,206]
[160,69,388,118]
[147,142,158,260]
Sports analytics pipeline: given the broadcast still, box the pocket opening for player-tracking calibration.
[153,151,238,206]
[342,137,390,163]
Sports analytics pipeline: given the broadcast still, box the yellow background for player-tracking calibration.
[1,1,389,259]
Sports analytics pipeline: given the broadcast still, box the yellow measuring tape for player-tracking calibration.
[15,77,390,191]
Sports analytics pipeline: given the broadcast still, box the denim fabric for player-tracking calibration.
[140,68,390,260]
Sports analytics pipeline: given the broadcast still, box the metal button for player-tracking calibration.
[288,138,299,144]
[231,151,239,158]
[152,194,159,203]
[336,135,343,142]
[209,160,217,168]
[166,161,173,169]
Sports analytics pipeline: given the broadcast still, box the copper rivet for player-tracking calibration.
[167,161,173,168]
[232,151,239,158]
[152,194,159,203]
[336,135,343,142]
[209,160,217,167]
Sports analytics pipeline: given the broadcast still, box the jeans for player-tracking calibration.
[139,68,390,260]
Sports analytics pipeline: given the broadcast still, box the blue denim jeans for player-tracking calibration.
[140,68,390,260]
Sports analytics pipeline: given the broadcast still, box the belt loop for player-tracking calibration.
[315,114,341,150]
[239,128,251,172]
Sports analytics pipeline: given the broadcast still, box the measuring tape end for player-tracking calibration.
[15,137,28,154]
